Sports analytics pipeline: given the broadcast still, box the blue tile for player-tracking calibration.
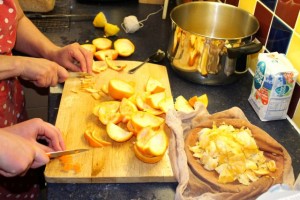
[260,0,277,11]
[266,17,292,53]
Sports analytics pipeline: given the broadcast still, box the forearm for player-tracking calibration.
[14,0,60,59]
[14,16,60,59]
[0,55,25,80]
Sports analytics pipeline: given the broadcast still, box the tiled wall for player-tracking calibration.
[222,0,300,129]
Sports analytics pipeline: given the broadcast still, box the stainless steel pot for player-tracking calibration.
[167,2,262,85]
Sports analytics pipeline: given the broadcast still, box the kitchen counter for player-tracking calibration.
[44,0,300,199]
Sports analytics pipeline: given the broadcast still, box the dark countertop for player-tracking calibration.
[45,0,300,199]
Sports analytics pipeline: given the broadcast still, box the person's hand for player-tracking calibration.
[48,43,93,73]
[0,118,66,177]
[0,130,40,177]
[17,56,69,87]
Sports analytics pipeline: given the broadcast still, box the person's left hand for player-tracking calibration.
[49,42,93,73]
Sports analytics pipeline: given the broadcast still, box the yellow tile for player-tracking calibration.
[295,12,300,34]
[238,0,257,14]
[292,101,300,128]
[286,32,300,83]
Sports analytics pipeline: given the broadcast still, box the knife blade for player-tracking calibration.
[46,148,89,159]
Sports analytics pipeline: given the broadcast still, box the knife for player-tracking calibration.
[46,148,89,159]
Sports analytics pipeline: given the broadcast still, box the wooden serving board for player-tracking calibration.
[44,60,176,183]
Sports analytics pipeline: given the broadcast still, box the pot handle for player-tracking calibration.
[227,41,263,59]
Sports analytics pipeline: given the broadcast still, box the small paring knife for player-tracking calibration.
[46,149,89,159]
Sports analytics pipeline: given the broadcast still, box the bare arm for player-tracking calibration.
[13,0,93,73]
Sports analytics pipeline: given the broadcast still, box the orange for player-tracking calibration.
[133,144,163,164]
[101,84,109,94]
[97,101,122,125]
[188,94,208,108]
[91,130,112,146]
[105,57,127,71]
[84,129,104,147]
[92,61,108,73]
[145,91,166,109]
[119,98,138,122]
[108,79,135,100]
[114,38,135,57]
[134,92,163,115]
[174,95,194,112]
[93,12,107,28]
[135,127,157,154]
[92,37,112,50]
[158,96,174,113]
[131,111,164,132]
[143,127,168,156]
[81,44,96,54]
[94,49,118,61]
[104,23,120,37]
[145,77,165,94]
[106,121,134,142]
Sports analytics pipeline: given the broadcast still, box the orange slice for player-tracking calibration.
[133,144,163,164]
[145,77,165,94]
[81,44,96,54]
[93,11,107,28]
[106,122,134,142]
[145,91,166,109]
[84,129,103,147]
[94,49,118,61]
[104,23,120,37]
[131,111,164,132]
[114,38,135,57]
[188,94,208,108]
[97,101,122,125]
[158,96,174,113]
[91,130,112,146]
[119,98,138,123]
[92,61,108,73]
[108,79,135,100]
[105,57,127,71]
[135,127,157,154]
[92,37,112,50]
[174,95,194,112]
[143,127,168,156]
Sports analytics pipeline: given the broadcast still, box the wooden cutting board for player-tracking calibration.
[44,60,176,183]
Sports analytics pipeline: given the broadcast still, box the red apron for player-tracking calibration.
[0,0,26,128]
[0,1,40,199]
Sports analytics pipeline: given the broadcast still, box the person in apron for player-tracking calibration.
[0,0,93,199]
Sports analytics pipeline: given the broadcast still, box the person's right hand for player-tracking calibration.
[0,129,41,177]
[0,118,66,177]
[17,56,69,87]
